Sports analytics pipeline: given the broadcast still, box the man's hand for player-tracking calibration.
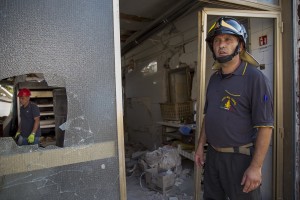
[14,131,21,139]
[241,165,262,193]
[27,133,35,144]
[241,127,272,193]
[194,144,205,167]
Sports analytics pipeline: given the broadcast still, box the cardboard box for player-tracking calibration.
[145,167,176,194]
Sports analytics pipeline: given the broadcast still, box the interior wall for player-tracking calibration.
[0,102,11,117]
[123,11,199,150]
[250,17,274,200]
[0,0,121,199]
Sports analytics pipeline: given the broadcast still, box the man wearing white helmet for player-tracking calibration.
[195,17,274,199]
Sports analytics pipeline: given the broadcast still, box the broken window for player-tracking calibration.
[141,61,158,76]
[0,73,67,148]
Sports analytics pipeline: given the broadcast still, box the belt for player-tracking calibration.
[211,143,254,156]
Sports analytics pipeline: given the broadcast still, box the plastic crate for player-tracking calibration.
[160,101,193,121]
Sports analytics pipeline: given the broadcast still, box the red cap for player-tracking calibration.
[17,88,31,97]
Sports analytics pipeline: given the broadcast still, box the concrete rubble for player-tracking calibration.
[125,143,194,200]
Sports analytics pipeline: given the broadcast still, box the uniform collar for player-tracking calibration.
[232,61,248,76]
[22,101,32,108]
[216,61,248,78]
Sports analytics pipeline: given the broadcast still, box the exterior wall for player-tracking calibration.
[0,0,121,199]
[295,0,300,198]
[281,0,296,199]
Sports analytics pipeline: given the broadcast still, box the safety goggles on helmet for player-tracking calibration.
[206,16,247,48]
[206,16,259,68]
[17,88,31,97]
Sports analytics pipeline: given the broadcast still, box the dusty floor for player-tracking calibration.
[126,159,198,200]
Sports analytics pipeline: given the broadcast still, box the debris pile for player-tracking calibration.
[125,143,194,199]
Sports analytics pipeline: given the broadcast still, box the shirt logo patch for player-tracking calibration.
[220,95,237,111]
[263,94,268,102]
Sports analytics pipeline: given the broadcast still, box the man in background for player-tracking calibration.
[15,88,41,145]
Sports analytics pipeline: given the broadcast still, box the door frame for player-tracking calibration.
[195,8,283,200]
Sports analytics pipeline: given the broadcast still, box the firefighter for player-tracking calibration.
[195,16,274,199]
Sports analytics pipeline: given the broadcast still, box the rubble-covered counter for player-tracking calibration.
[157,121,196,161]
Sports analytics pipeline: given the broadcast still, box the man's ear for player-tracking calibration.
[237,43,242,53]
[238,42,244,53]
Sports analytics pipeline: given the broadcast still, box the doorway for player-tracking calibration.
[195,8,283,200]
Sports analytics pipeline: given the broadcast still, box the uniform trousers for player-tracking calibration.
[203,145,261,200]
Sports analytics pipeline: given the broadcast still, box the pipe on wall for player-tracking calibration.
[121,0,203,55]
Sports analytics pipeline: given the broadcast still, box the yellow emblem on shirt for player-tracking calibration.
[221,96,237,111]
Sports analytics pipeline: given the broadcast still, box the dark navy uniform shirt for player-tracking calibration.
[20,101,41,137]
[204,61,274,147]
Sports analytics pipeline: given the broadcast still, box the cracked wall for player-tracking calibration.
[0,0,121,199]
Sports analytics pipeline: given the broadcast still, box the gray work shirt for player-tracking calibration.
[20,101,41,137]
[204,61,274,147]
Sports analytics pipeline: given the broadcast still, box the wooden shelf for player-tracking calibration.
[37,104,54,108]
[163,132,181,140]
[41,124,55,128]
[40,119,55,125]
[178,145,195,161]
[40,111,54,116]
[40,119,55,129]
[30,91,53,98]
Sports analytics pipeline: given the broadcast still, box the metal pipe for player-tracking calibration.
[121,0,201,55]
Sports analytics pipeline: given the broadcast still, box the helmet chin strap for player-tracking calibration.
[214,43,240,63]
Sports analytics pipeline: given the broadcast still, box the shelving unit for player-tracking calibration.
[30,90,56,146]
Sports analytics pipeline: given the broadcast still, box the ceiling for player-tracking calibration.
[119,0,206,55]
[119,0,179,44]
[119,0,259,55]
